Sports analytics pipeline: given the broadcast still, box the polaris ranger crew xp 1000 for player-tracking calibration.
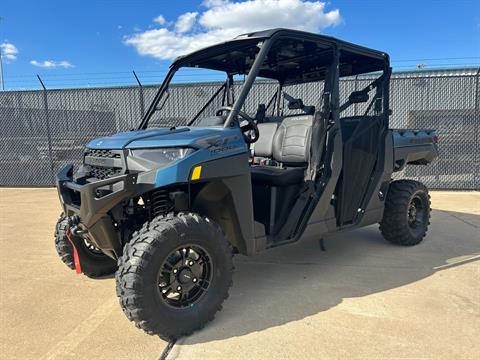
[55,28,438,339]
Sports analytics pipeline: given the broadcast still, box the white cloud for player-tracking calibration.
[30,60,74,69]
[153,15,166,25]
[175,12,198,33]
[125,0,341,60]
[202,0,229,7]
[1,41,19,61]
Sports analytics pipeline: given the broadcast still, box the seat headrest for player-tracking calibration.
[272,116,313,165]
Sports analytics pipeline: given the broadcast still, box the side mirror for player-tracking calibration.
[348,91,369,104]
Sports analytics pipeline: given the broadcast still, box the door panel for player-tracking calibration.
[335,115,382,226]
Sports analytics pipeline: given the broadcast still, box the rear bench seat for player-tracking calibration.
[251,115,313,186]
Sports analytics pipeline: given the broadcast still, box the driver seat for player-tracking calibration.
[251,115,313,186]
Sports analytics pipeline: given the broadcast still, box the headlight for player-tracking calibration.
[129,148,194,169]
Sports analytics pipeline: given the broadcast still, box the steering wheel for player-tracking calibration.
[215,106,259,144]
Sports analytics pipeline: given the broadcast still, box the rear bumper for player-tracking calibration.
[56,165,139,257]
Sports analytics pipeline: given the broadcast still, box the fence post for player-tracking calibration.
[133,70,145,119]
[37,75,55,185]
[474,67,480,190]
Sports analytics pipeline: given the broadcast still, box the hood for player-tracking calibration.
[86,127,238,149]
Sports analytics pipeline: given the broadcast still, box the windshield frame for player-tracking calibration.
[138,37,275,130]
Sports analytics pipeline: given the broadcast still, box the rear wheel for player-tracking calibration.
[115,213,233,340]
[380,180,431,246]
[54,214,117,277]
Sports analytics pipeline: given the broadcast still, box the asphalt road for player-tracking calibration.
[0,189,478,360]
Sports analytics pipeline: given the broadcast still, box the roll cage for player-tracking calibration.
[136,28,392,246]
[138,28,390,131]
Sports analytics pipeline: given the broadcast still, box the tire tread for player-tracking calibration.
[54,215,75,270]
[54,213,117,277]
[115,212,233,340]
[380,180,431,246]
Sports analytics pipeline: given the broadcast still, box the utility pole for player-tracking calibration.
[0,16,4,90]
[0,47,4,91]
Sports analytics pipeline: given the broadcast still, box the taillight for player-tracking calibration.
[432,135,439,144]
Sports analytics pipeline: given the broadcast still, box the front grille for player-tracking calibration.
[85,149,121,158]
[88,166,122,180]
[84,148,123,180]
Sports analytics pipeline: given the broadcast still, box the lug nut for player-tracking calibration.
[177,286,182,291]
[192,278,197,283]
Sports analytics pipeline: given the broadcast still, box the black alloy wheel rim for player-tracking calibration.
[407,194,427,236]
[157,245,213,309]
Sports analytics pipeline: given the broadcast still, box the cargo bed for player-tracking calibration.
[392,129,439,171]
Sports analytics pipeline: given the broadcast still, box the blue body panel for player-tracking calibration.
[86,127,242,150]
[86,126,249,188]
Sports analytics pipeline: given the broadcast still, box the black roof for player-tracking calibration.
[235,28,388,58]
[173,28,389,83]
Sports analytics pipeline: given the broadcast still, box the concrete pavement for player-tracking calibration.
[0,189,479,359]
[0,188,167,360]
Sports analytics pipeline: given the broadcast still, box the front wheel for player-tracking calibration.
[115,213,233,340]
[380,180,431,246]
[54,214,117,277]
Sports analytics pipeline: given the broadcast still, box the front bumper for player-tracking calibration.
[56,165,147,257]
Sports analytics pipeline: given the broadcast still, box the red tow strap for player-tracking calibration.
[66,229,82,274]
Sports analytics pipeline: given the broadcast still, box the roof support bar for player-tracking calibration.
[224,38,275,128]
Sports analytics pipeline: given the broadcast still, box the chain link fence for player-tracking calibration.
[0,68,478,189]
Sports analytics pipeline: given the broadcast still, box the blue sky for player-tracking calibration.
[1,0,479,89]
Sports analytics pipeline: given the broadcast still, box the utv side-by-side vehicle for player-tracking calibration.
[54,28,438,339]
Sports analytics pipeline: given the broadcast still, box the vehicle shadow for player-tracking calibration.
[182,208,479,344]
